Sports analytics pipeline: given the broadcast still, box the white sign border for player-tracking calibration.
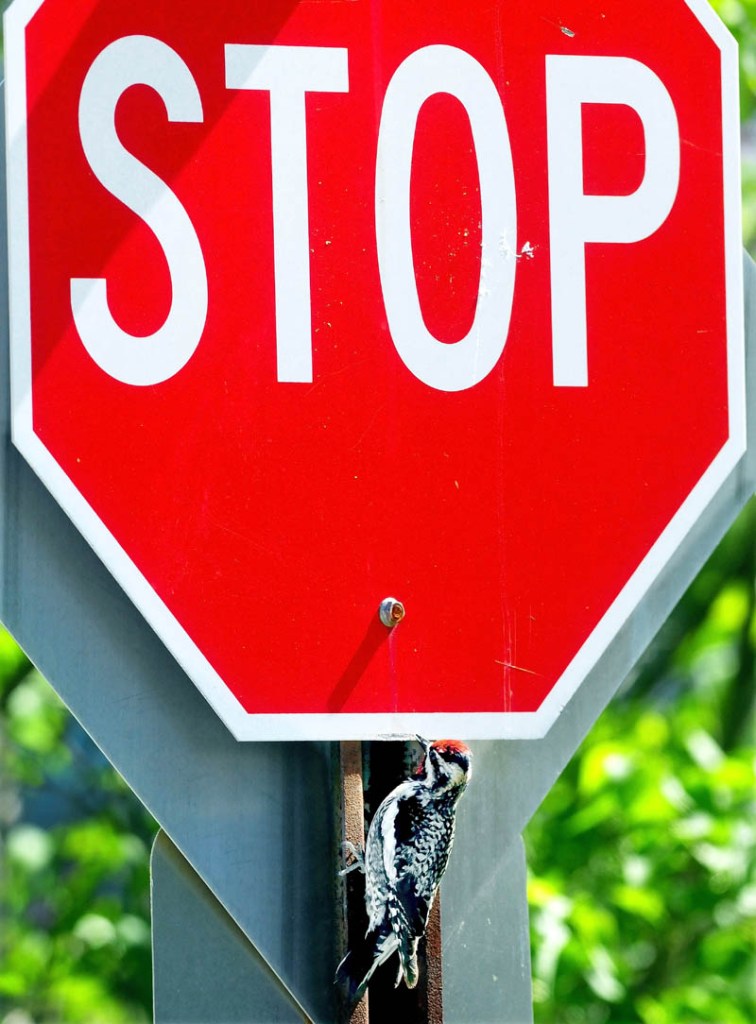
[3,0,746,740]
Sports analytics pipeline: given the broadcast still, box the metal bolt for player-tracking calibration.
[379,597,405,628]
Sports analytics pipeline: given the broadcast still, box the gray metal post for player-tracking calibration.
[1,58,754,1021]
[151,830,311,1024]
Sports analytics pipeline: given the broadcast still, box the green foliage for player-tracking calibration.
[708,0,756,253]
[526,501,756,1024]
[744,157,756,255]
[710,0,756,120]
[1,667,157,1024]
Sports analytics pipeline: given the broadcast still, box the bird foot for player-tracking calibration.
[339,840,365,876]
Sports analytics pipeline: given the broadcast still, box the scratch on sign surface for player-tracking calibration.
[494,660,540,677]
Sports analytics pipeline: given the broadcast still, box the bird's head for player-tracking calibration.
[416,737,472,794]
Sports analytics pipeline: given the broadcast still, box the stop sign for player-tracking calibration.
[4,0,744,739]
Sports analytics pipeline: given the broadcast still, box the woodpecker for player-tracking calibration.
[336,737,472,1001]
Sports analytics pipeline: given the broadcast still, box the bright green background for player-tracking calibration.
[1,2,754,1021]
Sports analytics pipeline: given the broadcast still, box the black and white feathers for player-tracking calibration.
[336,737,472,1002]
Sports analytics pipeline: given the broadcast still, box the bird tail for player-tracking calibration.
[335,930,400,1003]
[400,947,419,989]
[395,933,420,990]
[387,894,423,990]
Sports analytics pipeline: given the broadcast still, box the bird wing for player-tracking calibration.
[388,789,450,938]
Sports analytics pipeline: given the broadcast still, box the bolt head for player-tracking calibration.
[379,597,405,628]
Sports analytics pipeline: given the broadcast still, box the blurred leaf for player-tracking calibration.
[6,826,53,872]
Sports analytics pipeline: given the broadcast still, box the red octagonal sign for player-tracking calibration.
[4,0,745,739]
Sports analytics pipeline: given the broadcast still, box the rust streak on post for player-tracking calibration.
[424,894,443,1024]
[339,740,369,1024]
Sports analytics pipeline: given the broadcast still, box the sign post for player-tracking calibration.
[0,0,753,1019]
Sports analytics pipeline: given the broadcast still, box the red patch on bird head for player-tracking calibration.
[431,739,471,757]
[415,737,471,774]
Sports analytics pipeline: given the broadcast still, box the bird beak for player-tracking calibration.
[415,735,430,752]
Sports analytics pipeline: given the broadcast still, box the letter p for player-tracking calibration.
[546,55,680,386]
